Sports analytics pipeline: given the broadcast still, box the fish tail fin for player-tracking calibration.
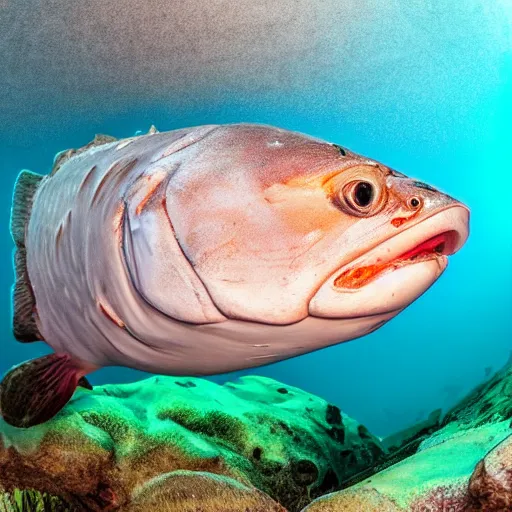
[0,354,94,428]
[10,170,45,342]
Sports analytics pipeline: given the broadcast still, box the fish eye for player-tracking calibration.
[329,167,387,217]
[353,181,374,208]
[337,180,381,217]
[408,196,421,209]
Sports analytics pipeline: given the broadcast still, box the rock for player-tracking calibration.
[382,408,442,453]
[301,488,401,511]
[468,433,512,510]
[125,470,287,512]
[8,356,512,511]
[301,421,512,511]
[442,363,512,429]
[338,408,444,490]
[0,375,385,511]
[299,359,512,512]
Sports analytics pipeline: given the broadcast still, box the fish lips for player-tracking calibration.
[309,204,470,319]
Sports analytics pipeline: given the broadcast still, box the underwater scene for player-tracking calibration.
[0,0,511,510]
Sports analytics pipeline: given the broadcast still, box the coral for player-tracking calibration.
[0,375,384,512]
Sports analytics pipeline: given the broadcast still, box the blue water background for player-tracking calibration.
[0,1,511,437]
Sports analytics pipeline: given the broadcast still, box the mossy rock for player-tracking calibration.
[302,419,512,511]
[0,375,385,511]
[126,470,287,512]
[442,364,512,429]
[468,432,512,510]
[301,488,401,511]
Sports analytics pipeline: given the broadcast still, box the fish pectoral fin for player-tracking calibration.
[0,354,90,428]
[77,375,93,390]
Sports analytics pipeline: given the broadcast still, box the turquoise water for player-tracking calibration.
[0,1,511,437]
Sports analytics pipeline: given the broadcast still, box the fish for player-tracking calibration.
[0,123,470,428]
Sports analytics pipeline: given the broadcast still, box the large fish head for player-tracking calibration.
[164,125,469,333]
[307,164,469,319]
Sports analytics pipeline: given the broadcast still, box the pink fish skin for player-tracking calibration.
[1,123,469,428]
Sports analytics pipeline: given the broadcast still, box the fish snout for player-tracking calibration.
[438,204,470,256]
[387,175,470,254]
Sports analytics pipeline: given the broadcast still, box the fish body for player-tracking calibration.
[1,123,469,427]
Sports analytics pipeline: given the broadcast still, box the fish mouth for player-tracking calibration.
[332,204,469,291]
[308,204,469,319]
[334,229,459,289]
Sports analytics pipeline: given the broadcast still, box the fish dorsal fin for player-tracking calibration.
[10,170,44,342]
[51,133,118,176]
[10,170,44,248]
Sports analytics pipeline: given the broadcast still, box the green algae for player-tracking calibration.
[157,407,247,453]
[80,410,137,445]
[0,489,74,512]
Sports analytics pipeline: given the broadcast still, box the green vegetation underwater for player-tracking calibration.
[0,1,511,511]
